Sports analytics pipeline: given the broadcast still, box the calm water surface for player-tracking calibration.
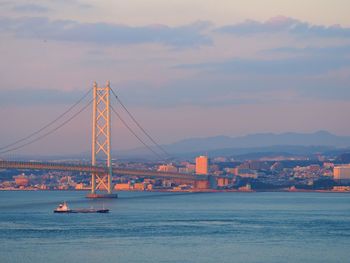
[0,191,349,263]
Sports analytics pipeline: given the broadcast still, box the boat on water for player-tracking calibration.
[54,202,109,213]
[54,202,72,213]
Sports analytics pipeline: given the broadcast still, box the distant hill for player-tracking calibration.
[9,131,350,161]
[163,131,350,153]
[117,131,350,159]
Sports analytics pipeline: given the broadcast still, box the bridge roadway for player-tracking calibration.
[0,160,207,182]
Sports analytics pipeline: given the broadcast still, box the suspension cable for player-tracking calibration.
[0,98,93,155]
[110,88,171,158]
[110,105,164,160]
[0,88,92,151]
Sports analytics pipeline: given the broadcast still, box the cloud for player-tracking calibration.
[0,16,212,47]
[116,65,350,109]
[264,45,350,57]
[0,1,12,7]
[12,4,49,13]
[175,56,350,75]
[216,16,350,38]
[49,0,93,9]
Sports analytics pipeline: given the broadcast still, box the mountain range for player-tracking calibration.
[10,131,350,161]
[117,131,350,159]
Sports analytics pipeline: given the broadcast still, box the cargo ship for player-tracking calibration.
[54,202,109,213]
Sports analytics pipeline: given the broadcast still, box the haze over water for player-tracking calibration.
[1,191,349,263]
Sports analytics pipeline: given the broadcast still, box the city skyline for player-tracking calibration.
[1,0,350,155]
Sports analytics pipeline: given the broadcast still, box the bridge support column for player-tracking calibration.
[88,81,117,198]
[91,173,96,194]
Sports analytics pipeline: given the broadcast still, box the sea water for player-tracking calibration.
[0,191,349,263]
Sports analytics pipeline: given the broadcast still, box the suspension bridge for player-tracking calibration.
[0,81,210,197]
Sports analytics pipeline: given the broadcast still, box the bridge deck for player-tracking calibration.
[0,160,207,181]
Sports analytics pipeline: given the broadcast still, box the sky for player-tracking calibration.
[0,0,350,155]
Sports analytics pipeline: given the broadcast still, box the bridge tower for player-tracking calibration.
[89,81,117,198]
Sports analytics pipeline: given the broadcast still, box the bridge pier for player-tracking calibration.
[86,193,118,198]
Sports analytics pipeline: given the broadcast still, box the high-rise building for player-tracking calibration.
[196,156,208,175]
[333,165,350,180]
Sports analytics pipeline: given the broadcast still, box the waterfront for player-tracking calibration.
[1,191,350,263]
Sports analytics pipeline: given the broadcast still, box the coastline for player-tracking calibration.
[1,188,350,193]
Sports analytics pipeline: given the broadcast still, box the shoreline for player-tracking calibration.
[1,188,350,193]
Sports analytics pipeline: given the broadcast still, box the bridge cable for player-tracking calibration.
[110,88,171,158]
[0,98,93,155]
[110,105,164,160]
[0,88,92,151]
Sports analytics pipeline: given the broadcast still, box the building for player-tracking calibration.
[217,177,230,187]
[308,165,320,172]
[178,167,188,173]
[238,184,252,192]
[162,180,173,188]
[323,162,334,169]
[332,186,350,192]
[196,155,208,175]
[75,183,90,190]
[186,163,196,173]
[178,163,196,174]
[234,168,258,179]
[333,165,350,180]
[158,164,178,173]
[133,183,145,191]
[14,174,29,187]
[114,183,131,190]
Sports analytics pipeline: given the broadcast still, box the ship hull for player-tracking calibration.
[54,210,73,213]
[72,209,109,213]
[54,209,109,213]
